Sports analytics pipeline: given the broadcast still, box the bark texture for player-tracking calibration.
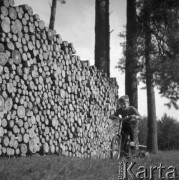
[95,0,110,77]
[145,21,158,154]
[125,0,138,109]
[49,0,57,30]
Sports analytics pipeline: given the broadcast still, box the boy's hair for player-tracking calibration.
[119,95,129,103]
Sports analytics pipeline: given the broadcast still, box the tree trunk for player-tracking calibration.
[49,0,57,30]
[125,0,138,109]
[106,0,110,77]
[95,0,110,77]
[145,24,158,154]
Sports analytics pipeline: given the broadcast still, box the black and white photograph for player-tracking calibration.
[0,0,179,179]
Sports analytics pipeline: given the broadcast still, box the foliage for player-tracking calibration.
[138,114,179,150]
[58,0,66,4]
[49,0,66,8]
[138,116,147,145]
[117,0,179,108]
[137,0,179,108]
[158,113,179,150]
[49,0,66,30]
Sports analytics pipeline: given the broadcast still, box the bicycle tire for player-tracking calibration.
[125,141,139,158]
[110,135,122,160]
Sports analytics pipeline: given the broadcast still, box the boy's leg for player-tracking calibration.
[129,119,139,146]
[122,118,139,155]
[121,119,131,152]
[122,119,131,136]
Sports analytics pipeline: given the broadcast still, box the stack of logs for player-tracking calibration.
[0,0,119,158]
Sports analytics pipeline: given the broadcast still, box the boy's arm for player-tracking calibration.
[109,114,118,120]
[130,107,142,120]
[109,109,120,120]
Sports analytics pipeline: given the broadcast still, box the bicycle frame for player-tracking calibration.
[111,116,136,158]
[110,116,147,159]
[117,118,130,156]
[117,118,123,135]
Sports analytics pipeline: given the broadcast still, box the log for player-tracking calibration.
[15,148,20,155]
[0,0,9,8]
[0,65,3,75]
[9,7,17,20]
[28,6,33,16]
[7,82,14,94]
[0,43,5,52]
[24,13,29,21]
[9,0,15,7]
[29,139,37,153]
[17,11,22,19]
[13,140,18,149]
[12,49,21,64]
[3,136,9,147]
[43,142,49,154]
[0,95,5,111]
[48,29,53,41]
[0,1,119,158]
[38,20,45,30]
[0,127,4,137]
[7,41,15,51]
[1,6,8,16]
[4,98,13,111]
[13,19,22,33]
[17,106,25,118]
[17,133,22,142]
[9,119,14,128]
[13,124,19,134]
[0,52,8,66]
[23,26,28,33]
[20,143,27,156]
[18,119,24,128]
[23,133,29,143]
[1,20,10,33]
[17,66,23,76]
[2,147,6,155]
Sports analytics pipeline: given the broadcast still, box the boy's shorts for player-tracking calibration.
[122,118,139,142]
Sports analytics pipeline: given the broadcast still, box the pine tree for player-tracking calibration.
[125,0,138,108]
[95,0,110,77]
[49,0,66,30]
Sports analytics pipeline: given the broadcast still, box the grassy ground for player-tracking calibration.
[0,151,178,180]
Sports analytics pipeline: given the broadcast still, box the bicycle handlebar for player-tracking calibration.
[109,115,140,121]
[109,115,125,121]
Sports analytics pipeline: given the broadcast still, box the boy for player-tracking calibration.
[109,95,142,146]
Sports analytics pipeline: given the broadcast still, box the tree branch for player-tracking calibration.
[110,29,114,33]
[48,2,52,8]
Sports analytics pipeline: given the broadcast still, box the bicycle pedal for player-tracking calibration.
[129,141,135,146]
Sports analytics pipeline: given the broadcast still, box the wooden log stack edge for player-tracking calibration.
[0,0,119,159]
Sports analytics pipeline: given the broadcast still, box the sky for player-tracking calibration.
[15,0,179,121]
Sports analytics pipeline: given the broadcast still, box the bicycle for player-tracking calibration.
[110,115,146,160]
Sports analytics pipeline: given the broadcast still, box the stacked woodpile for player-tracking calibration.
[0,0,119,158]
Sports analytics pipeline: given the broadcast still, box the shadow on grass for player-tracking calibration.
[0,151,178,180]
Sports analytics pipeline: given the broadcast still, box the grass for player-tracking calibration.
[0,151,178,180]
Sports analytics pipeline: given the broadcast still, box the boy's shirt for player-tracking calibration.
[113,106,140,118]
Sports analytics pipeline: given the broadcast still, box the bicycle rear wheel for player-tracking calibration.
[110,135,122,160]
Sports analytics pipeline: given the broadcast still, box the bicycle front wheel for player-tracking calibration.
[110,135,122,160]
